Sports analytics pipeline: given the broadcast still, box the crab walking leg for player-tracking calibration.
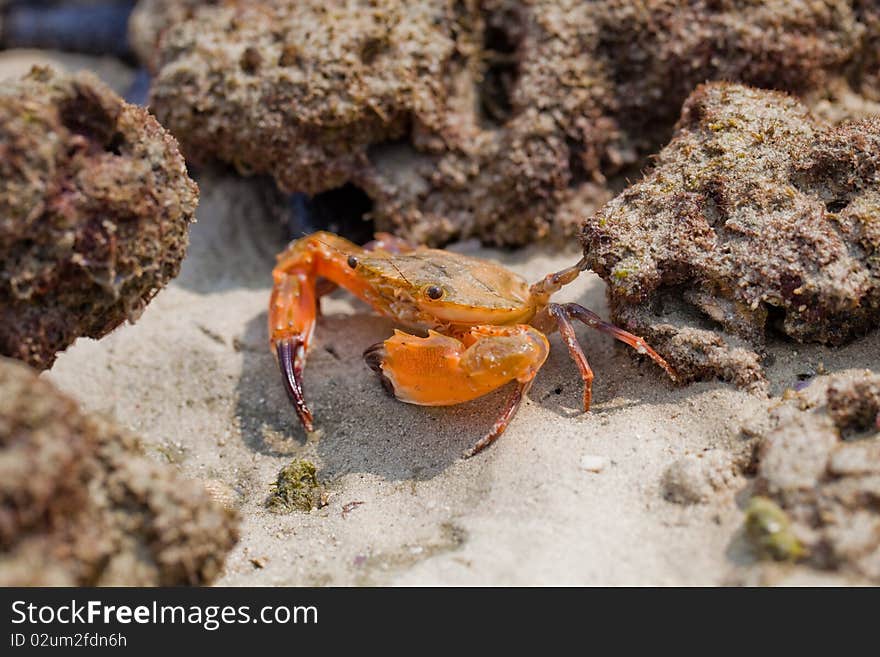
[549,302,678,388]
[463,379,534,458]
[547,304,595,411]
[528,255,590,307]
[269,232,373,432]
[364,325,550,454]
[270,270,318,431]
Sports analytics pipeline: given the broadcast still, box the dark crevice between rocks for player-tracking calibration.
[287,183,376,245]
[478,5,523,128]
[763,303,789,341]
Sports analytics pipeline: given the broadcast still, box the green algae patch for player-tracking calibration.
[267,459,325,513]
[745,496,805,562]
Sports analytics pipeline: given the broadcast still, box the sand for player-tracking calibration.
[6,51,879,586]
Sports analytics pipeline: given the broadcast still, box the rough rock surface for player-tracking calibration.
[750,373,880,581]
[827,373,880,432]
[129,0,221,72]
[581,83,880,390]
[855,0,880,102]
[139,0,878,245]
[661,450,740,505]
[0,67,198,369]
[0,357,238,586]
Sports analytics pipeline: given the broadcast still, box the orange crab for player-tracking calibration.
[269,232,677,457]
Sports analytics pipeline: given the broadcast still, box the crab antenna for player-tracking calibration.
[389,261,413,287]
[311,235,351,256]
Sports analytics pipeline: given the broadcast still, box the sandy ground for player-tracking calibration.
[6,51,879,586]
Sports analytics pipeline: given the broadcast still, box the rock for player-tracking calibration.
[266,458,325,513]
[827,373,880,434]
[0,357,238,586]
[0,66,198,369]
[744,496,806,561]
[746,375,880,581]
[581,83,880,389]
[139,0,878,246]
[661,450,738,504]
[756,407,839,497]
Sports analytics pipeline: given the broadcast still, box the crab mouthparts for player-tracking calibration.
[363,342,396,397]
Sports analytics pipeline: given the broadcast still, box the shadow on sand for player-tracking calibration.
[233,301,690,482]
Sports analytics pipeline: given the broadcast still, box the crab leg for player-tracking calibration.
[547,305,595,411]
[363,325,550,456]
[270,268,319,431]
[269,232,375,433]
[547,302,677,411]
[463,379,533,458]
[528,255,590,307]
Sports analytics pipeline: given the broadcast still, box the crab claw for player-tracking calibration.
[276,338,314,433]
[271,231,396,435]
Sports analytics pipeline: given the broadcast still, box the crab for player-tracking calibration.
[269,231,677,456]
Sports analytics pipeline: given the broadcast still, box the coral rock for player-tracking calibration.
[0,67,198,369]
[141,0,878,245]
[0,357,238,586]
[749,375,880,581]
[581,83,880,388]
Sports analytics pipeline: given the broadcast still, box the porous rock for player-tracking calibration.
[0,357,238,586]
[0,67,198,369]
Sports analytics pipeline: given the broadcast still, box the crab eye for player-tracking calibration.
[425,285,444,300]
[347,255,358,269]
